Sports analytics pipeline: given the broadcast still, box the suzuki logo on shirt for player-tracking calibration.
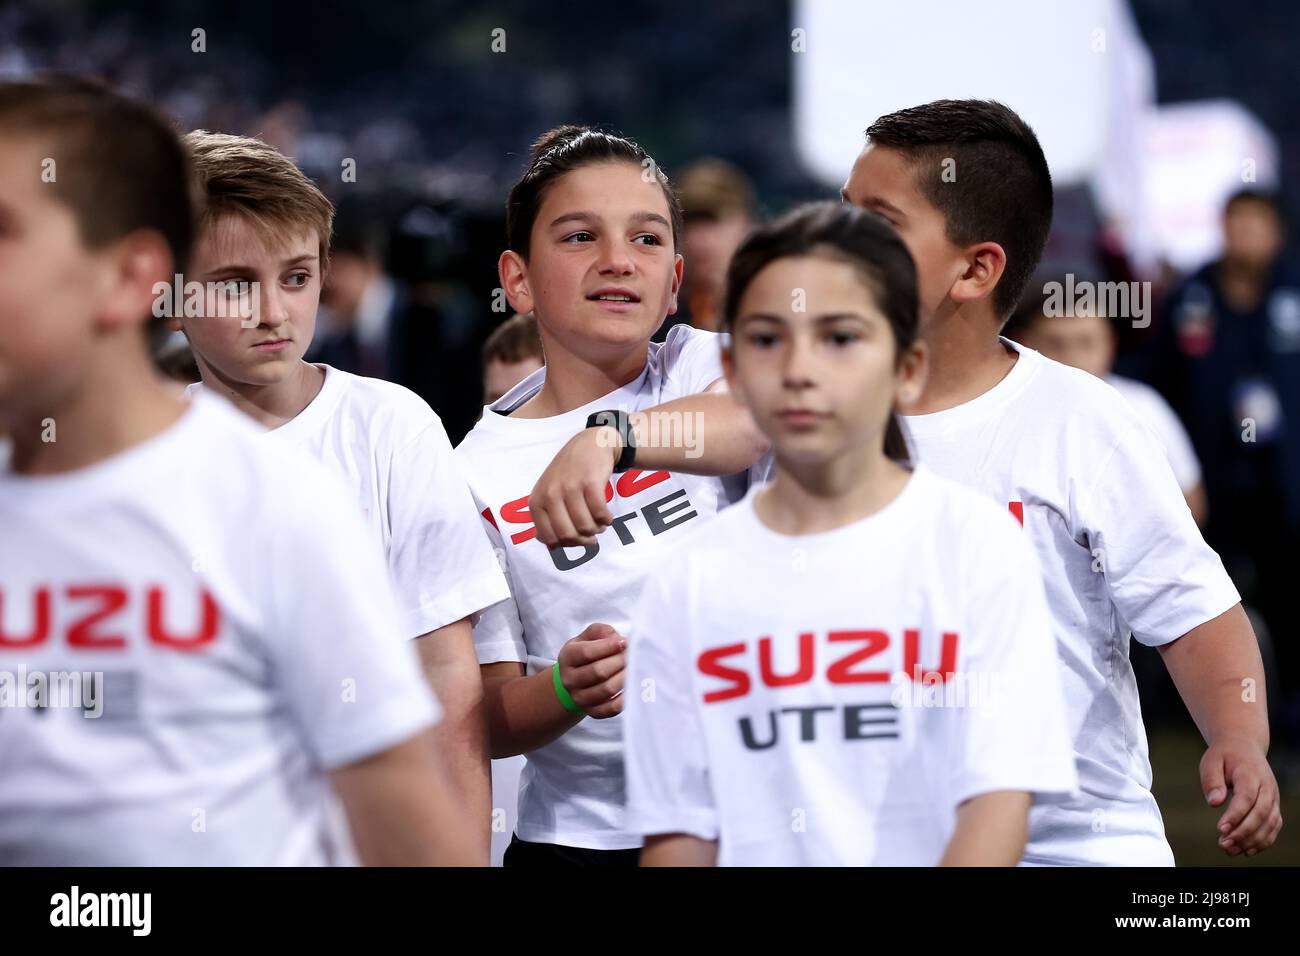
[697,628,961,703]
[0,585,221,650]
[696,629,959,750]
[482,469,699,572]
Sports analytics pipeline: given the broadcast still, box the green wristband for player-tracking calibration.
[552,664,584,715]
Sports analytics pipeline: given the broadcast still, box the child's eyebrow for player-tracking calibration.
[549,210,670,230]
[813,312,872,324]
[864,197,906,219]
[549,210,600,228]
[198,264,254,278]
[739,312,871,325]
[840,187,906,221]
[628,211,671,230]
[200,253,315,277]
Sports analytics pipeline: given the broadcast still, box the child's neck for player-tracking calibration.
[755,444,910,536]
[6,346,187,477]
[199,359,324,431]
[904,310,1018,415]
[511,338,649,419]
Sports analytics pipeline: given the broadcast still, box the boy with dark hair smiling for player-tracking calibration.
[841,99,1281,864]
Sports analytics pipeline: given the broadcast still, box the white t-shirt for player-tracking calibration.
[456,324,752,850]
[189,365,510,638]
[622,466,1078,866]
[1106,374,1203,493]
[903,340,1240,866]
[0,393,439,865]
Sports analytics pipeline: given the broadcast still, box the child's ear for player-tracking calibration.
[498,249,533,315]
[896,339,928,408]
[950,241,1007,307]
[666,253,685,315]
[719,341,749,408]
[97,231,173,333]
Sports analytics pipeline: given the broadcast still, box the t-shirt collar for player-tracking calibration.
[273,363,345,440]
[477,358,654,433]
[902,337,1040,438]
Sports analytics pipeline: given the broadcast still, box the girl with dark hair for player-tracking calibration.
[622,202,1078,866]
[456,126,770,866]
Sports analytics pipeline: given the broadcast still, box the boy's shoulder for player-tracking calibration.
[453,406,514,468]
[655,321,724,350]
[1008,342,1146,438]
[323,366,442,435]
[648,322,725,379]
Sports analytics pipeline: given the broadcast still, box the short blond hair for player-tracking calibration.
[184,130,334,273]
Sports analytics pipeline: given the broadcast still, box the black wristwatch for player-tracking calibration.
[586,409,637,473]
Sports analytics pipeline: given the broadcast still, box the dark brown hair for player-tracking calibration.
[0,74,195,274]
[723,202,919,462]
[505,125,682,259]
[865,99,1052,320]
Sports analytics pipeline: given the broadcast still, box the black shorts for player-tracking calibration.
[503,833,640,868]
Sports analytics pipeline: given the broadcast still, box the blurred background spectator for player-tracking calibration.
[481,313,543,405]
[1152,191,1300,755]
[654,158,759,340]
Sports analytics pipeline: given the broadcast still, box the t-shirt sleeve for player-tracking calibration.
[945,514,1079,808]
[387,414,512,638]
[622,564,719,841]
[1082,415,1239,647]
[662,324,726,396]
[458,481,527,666]
[265,454,440,771]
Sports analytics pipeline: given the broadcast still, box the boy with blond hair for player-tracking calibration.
[178,131,509,861]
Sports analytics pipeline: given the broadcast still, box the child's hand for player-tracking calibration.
[531,428,619,548]
[557,623,627,718]
[1200,737,1283,856]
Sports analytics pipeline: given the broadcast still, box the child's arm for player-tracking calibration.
[331,727,480,866]
[641,834,718,866]
[1158,603,1283,856]
[627,385,771,475]
[1074,402,1281,858]
[480,623,626,758]
[939,791,1032,866]
[414,618,490,863]
[530,383,769,548]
